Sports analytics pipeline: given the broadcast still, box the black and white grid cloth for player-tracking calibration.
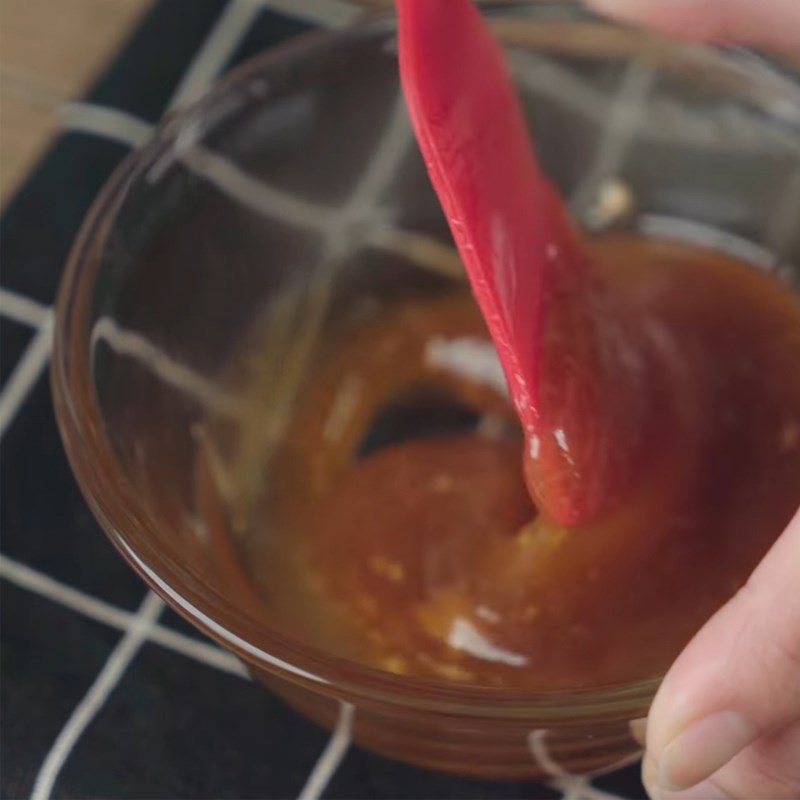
[1,2,649,797]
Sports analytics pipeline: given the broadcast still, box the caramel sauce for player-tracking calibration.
[217,234,800,689]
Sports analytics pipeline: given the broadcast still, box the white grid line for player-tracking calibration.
[147,621,248,677]
[297,702,354,800]
[570,61,655,224]
[510,52,799,154]
[167,0,361,114]
[0,288,50,329]
[638,214,778,269]
[0,312,53,438]
[528,730,630,800]
[168,0,267,109]
[59,102,153,149]
[0,554,247,678]
[179,143,341,232]
[91,317,244,417]
[347,90,411,208]
[365,227,463,278]
[528,729,572,780]
[1,554,135,630]
[30,591,165,800]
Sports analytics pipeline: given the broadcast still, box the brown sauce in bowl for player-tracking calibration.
[207,234,800,689]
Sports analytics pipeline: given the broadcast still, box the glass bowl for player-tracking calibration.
[53,1,800,780]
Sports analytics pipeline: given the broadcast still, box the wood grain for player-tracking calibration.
[0,0,152,205]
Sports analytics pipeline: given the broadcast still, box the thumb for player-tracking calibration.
[643,506,800,794]
[584,0,800,53]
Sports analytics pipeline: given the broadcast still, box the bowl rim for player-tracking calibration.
[52,5,795,718]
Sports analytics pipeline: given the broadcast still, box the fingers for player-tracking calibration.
[584,0,800,53]
[655,721,800,799]
[643,506,800,795]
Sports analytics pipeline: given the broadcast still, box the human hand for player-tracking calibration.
[581,3,800,797]
[636,508,800,798]
[585,0,800,53]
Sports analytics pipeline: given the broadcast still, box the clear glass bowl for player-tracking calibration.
[53,1,800,779]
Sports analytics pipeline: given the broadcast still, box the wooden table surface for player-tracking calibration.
[0,0,153,205]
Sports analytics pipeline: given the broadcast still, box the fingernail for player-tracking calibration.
[659,711,757,791]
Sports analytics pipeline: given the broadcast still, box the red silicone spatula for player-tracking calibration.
[396,0,642,525]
